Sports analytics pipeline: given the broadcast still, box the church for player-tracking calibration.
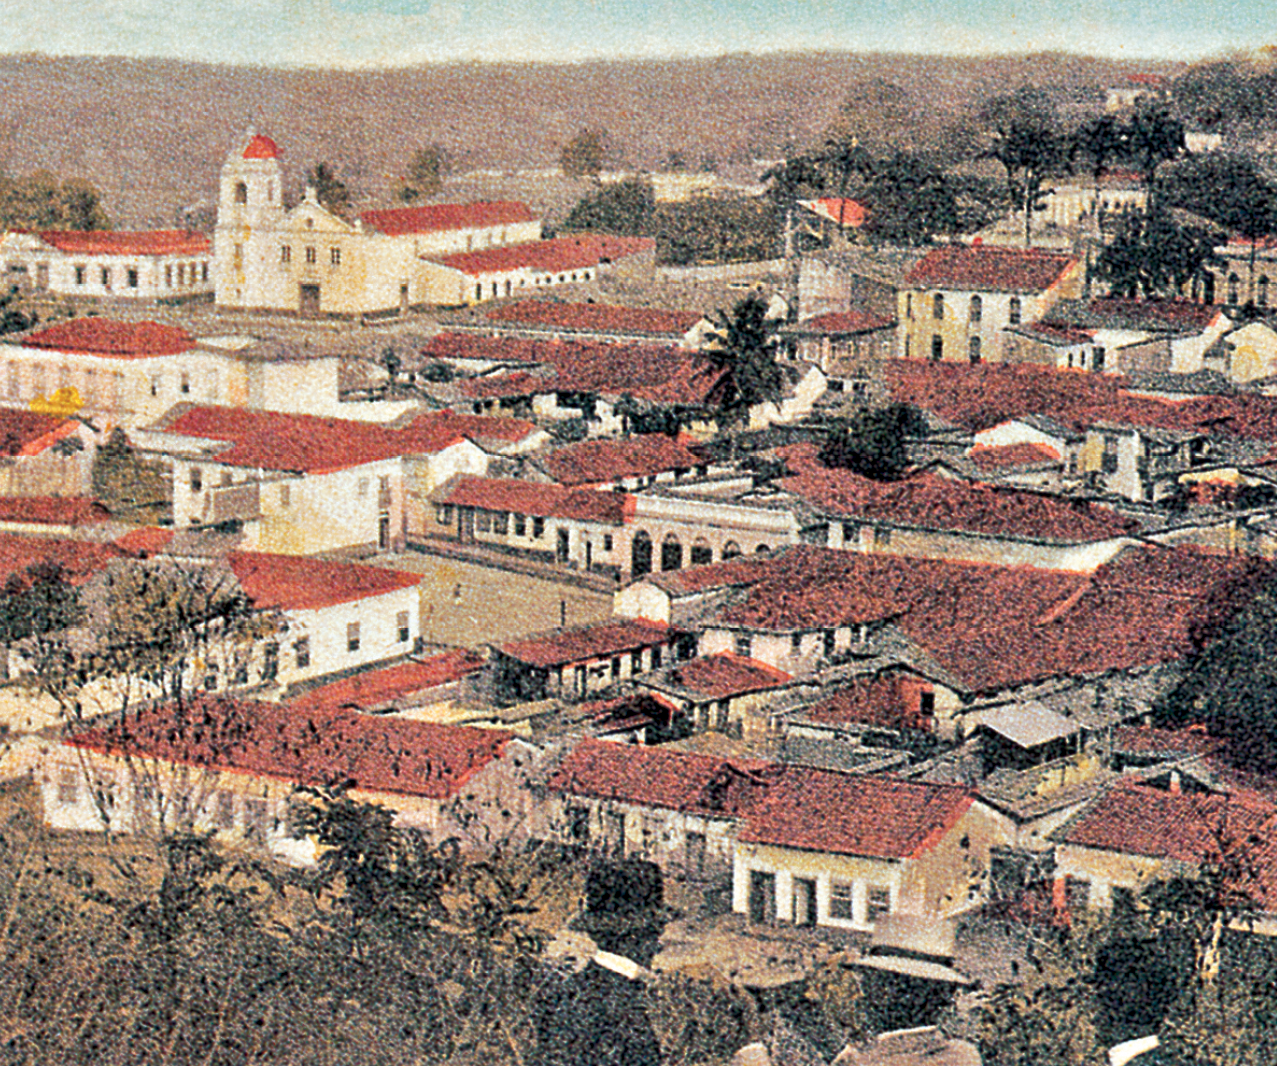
[213,130,542,316]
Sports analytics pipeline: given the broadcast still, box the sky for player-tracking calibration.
[2,0,1269,68]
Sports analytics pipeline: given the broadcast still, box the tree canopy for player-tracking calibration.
[560,128,608,179]
[0,170,110,231]
[398,144,448,202]
[306,161,350,216]
[819,402,928,480]
[1095,208,1221,300]
[705,292,787,429]
[561,178,655,236]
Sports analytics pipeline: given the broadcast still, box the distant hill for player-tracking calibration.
[0,51,1177,228]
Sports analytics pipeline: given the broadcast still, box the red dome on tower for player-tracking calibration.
[242,133,281,160]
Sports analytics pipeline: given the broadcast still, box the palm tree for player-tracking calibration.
[705,293,787,435]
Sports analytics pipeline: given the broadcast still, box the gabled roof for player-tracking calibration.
[20,318,195,358]
[0,409,78,456]
[228,551,420,612]
[0,532,123,586]
[739,769,976,860]
[35,229,210,257]
[403,409,541,448]
[361,200,535,237]
[436,234,653,277]
[796,669,932,731]
[69,697,511,800]
[800,198,868,228]
[641,653,792,702]
[778,465,1135,544]
[0,497,111,527]
[968,442,1062,470]
[905,246,1077,294]
[783,310,895,336]
[289,650,487,713]
[539,434,703,485]
[483,300,704,337]
[433,475,629,524]
[1044,297,1226,334]
[499,618,672,669]
[547,736,770,818]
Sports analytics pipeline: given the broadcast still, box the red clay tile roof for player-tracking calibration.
[404,410,540,446]
[289,650,487,714]
[539,434,703,486]
[69,697,511,800]
[547,736,771,817]
[1110,725,1226,758]
[361,200,536,237]
[437,235,654,276]
[113,526,176,556]
[434,475,629,524]
[484,300,703,336]
[424,333,725,406]
[1049,297,1226,333]
[0,409,75,456]
[779,466,1134,544]
[800,670,935,731]
[228,551,420,612]
[0,532,122,586]
[1018,322,1093,346]
[968,442,1062,470]
[0,497,111,526]
[22,318,195,358]
[37,229,210,257]
[160,406,464,474]
[789,311,895,334]
[905,245,1077,293]
[645,653,792,701]
[242,134,281,160]
[654,543,1271,694]
[500,618,672,669]
[802,198,868,227]
[739,768,975,859]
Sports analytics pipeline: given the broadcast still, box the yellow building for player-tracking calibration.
[898,244,1081,364]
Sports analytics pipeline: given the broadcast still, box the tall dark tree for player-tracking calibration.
[1072,115,1125,233]
[863,152,958,246]
[559,128,608,179]
[1096,208,1221,300]
[705,292,787,430]
[561,178,655,236]
[399,144,448,202]
[981,88,1069,246]
[306,161,350,216]
[819,402,928,481]
[1124,103,1186,204]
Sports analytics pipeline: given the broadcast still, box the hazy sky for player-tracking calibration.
[2,0,1265,67]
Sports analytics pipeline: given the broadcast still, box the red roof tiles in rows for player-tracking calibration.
[438,235,655,277]
[22,318,195,358]
[800,670,935,732]
[228,551,420,612]
[1110,725,1225,759]
[484,300,704,336]
[405,409,540,446]
[70,698,511,800]
[37,229,210,257]
[0,497,111,527]
[548,736,770,818]
[289,649,487,714]
[435,475,629,524]
[113,526,176,556]
[905,245,1078,294]
[779,465,1135,544]
[0,532,122,586]
[739,769,975,860]
[539,434,703,486]
[789,310,895,335]
[648,652,792,701]
[500,618,673,669]
[361,200,536,237]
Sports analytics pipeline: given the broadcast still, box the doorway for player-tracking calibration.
[748,870,777,923]
[299,284,321,316]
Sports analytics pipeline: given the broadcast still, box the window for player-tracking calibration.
[905,293,913,319]
[1261,276,1270,307]
[234,181,249,204]
[164,264,173,286]
[214,790,235,830]
[397,611,410,643]
[823,629,836,657]
[932,293,944,320]
[734,633,752,658]
[1228,273,1240,304]
[177,264,185,286]
[930,334,943,361]
[262,642,279,681]
[919,690,935,720]
[1009,296,1022,325]
[651,645,662,669]
[150,374,161,397]
[100,267,111,287]
[514,514,526,536]
[867,886,892,922]
[202,262,209,281]
[295,637,311,669]
[330,247,341,266]
[232,653,250,686]
[244,798,268,840]
[127,267,138,288]
[278,483,291,508]
[968,336,982,364]
[1102,435,1120,474]
[1092,346,1106,372]
[532,517,545,539]
[357,477,369,497]
[74,265,86,285]
[493,512,509,535]
[57,768,79,805]
[436,504,453,525]
[280,245,291,263]
[180,371,190,394]
[790,632,802,654]
[603,534,613,552]
[969,294,982,322]
[189,466,203,493]
[475,510,491,533]
[305,246,317,265]
[347,622,361,653]
[630,649,643,673]
[830,881,855,921]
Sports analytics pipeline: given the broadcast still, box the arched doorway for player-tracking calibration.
[631,531,653,578]
[690,538,713,566]
[661,534,683,572]
[755,544,770,554]
[722,541,742,560]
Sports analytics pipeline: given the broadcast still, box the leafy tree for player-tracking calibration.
[399,144,448,202]
[560,128,608,179]
[656,197,779,265]
[0,561,81,680]
[705,292,787,429]
[0,284,37,335]
[1124,103,1186,203]
[981,87,1070,246]
[830,78,914,155]
[820,134,873,232]
[561,178,656,236]
[306,161,350,216]
[1153,580,1277,773]
[819,402,927,480]
[863,152,958,246]
[1072,115,1125,235]
[1096,208,1221,300]
[91,426,168,517]
[0,169,110,230]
